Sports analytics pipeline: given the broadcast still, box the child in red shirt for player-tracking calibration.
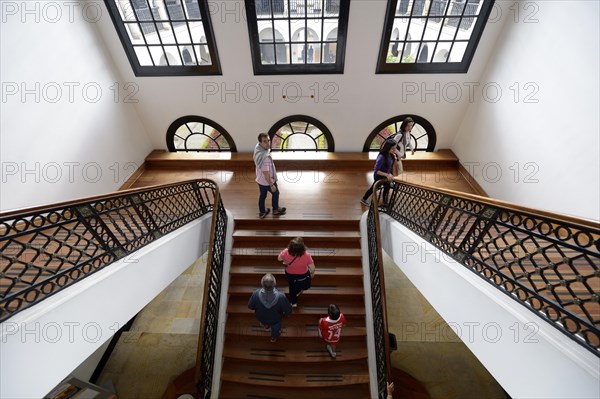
[318,304,346,359]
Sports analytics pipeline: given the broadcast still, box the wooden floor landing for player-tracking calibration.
[125,150,483,220]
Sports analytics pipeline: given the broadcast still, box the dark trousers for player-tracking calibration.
[285,270,311,305]
[258,183,280,213]
[362,174,389,202]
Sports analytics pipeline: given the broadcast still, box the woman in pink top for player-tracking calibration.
[277,237,315,307]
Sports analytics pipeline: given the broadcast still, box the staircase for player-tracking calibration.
[219,218,371,398]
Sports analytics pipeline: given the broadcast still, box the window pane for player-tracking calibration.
[325,26,338,41]
[158,23,176,44]
[378,0,493,73]
[183,0,202,19]
[260,44,276,64]
[275,43,290,64]
[174,24,192,43]
[449,41,468,62]
[143,25,161,44]
[407,19,425,41]
[423,19,442,40]
[307,44,320,63]
[441,18,459,38]
[432,42,451,62]
[392,18,409,41]
[189,21,206,42]
[292,43,306,63]
[323,43,336,63]
[324,0,340,16]
[187,134,207,149]
[286,133,316,149]
[457,17,477,39]
[308,20,323,41]
[164,46,183,65]
[195,45,211,64]
[134,46,153,66]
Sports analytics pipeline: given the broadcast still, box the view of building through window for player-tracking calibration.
[105,0,220,75]
[246,0,349,73]
[378,0,494,73]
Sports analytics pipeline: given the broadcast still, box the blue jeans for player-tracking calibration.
[268,320,282,339]
[258,183,280,213]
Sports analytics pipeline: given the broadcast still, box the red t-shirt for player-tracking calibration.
[279,248,314,275]
[319,314,346,343]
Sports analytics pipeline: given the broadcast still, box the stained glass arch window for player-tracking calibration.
[166,116,236,152]
[363,115,436,152]
[267,115,334,151]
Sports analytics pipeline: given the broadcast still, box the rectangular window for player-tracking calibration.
[245,0,351,75]
[105,0,221,76]
[376,0,495,73]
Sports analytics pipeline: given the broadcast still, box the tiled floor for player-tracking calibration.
[97,259,206,399]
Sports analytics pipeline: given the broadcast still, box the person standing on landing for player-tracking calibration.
[391,116,416,175]
[253,133,286,218]
[318,304,346,358]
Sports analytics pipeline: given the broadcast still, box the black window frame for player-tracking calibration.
[166,116,237,152]
[363,114,437,152]
[376,0,495,74]
[245,0,351,75]
[267,115,335,151]
[104,0,222,76]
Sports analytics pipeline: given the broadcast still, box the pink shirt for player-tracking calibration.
[279,248,314,275]
[255,156,276,186]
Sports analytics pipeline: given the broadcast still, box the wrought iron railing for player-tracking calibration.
[194,186,228,398]
[0,179,220,323]
[367,182,393,399]
[374,179,600,355]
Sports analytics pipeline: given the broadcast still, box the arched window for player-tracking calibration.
[267,115,334,152]
[363,115,437,152]
[166,116,236,152]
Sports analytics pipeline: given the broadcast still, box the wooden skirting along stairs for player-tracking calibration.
[219,217,370,398]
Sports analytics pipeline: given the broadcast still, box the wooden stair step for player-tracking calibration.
[230,265,363,276]
[233,230,361,248]
[223,335,368,362]
[231,247,362,259]
[229,285,364,297]
[223,360,369,382]
[227,301,366,316]
[231,256,363,267]
[234,218,359,231]
[225,315,366,338]
[218,382,371,399]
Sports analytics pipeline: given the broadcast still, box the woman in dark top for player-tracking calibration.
[360,139,397,206]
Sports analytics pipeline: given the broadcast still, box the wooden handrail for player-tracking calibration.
[393,177,600,228]
[0,179,194,218]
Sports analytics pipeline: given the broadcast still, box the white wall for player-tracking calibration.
[378,214,600,399]
[452,1,600,220]
[0,215,214,398]
[93,0,508,152]
[0,1,152,212]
